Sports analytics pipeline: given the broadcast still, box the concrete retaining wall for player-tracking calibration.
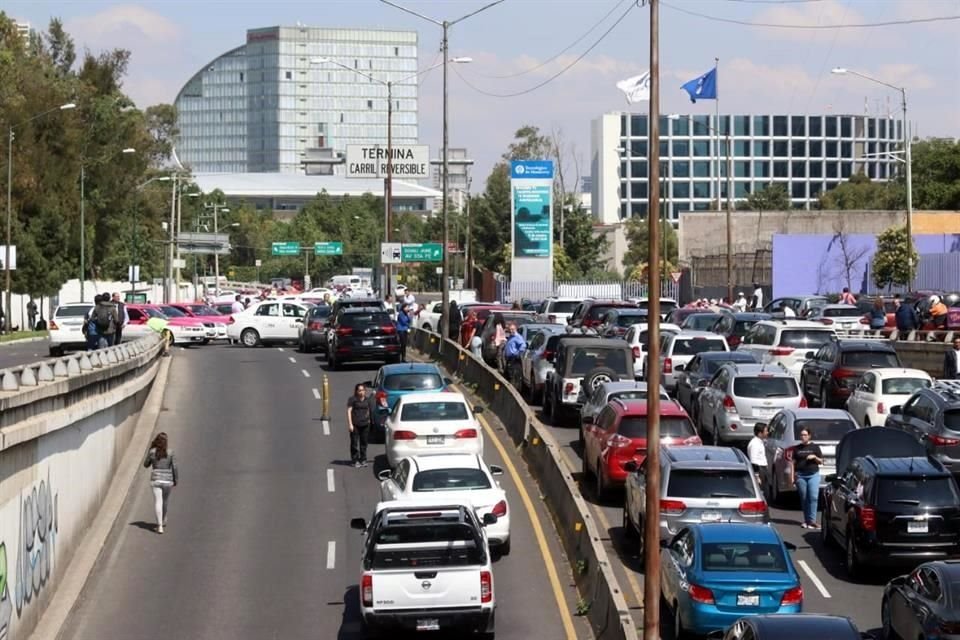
[411,330,638,640]
[0,335,164,639]
[894,341,950,378]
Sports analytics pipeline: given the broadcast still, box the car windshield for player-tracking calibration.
[683,314,721,331]
[877,476,959,508]
[158,306,187,318]
[550,301,580,313]
[309,306,332,318]
[733,376,799,398]
[942,411,960,433]
[341,312,391,327]
[615,313,648,327]
[371,523,483,568]
[733,320,759,336]
[881,377,931,395]
[411,469,491,491]
[841,351,900,368]
[667,469,755,499]
[400,401,469,421]
[586,305,629,321]
[672,337,727,356]
[700,543,788,573]
[501,313,535,326]
[823,307,860,318]
[569,347,631,375]
[384,373,444,392]
[189,305,220,316]
[142,307,167,319]
[793,418,856,441]
[56,306,93,317]
[610,390,669,402]
[779,329,834,349]
[618,416,695,439]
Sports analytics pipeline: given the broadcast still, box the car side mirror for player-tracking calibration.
[624,460,638,473]
[697,379,709,388]
[377,469,391,481]
[350,518,367,530]
[473,405,484,414]
[784,541,798,552]
[805,351,815,359]
[674,363,685,372]
[489,465,504,476]
[295,318,304,323]
[482,513,498,526]
[889,405,902,415]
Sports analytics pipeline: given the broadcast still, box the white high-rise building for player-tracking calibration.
[175,26,419,174]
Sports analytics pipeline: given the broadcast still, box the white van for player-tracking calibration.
[327,275,362,288]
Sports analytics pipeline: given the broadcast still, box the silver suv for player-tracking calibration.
[697,363,804,444]
[646,330,729,392]
[623,445,767,555]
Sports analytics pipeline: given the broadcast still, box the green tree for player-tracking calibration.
[470,164,510,272]
[911,139,960,210]
[872,225,918,290]
[818,173,901,210]
[560,203,605,278]
[622,217,679,278]
[736,182,789,212]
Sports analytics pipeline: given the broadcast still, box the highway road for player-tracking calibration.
[0,336,49,369]
[529,397,889,638]
[58,344,591,640]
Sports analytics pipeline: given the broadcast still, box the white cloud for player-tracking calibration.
[66,4,182,45]
[750,0,871,44]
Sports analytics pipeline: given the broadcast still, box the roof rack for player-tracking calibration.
[833,329,890,341]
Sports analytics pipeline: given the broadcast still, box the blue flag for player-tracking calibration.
[681,67,718,103]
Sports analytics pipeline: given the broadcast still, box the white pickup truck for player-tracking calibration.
[350,502,496,638]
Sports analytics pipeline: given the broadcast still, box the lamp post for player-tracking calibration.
[381,0,504,342]
[204,203,230,295]
[5,102,75,330]
[131,175,172,298]
[80,147,135,302]
[831,67,912,286]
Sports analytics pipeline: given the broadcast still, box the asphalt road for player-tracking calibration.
[59,344,590,640]
[0,336,50,369]
[526,394,891,638]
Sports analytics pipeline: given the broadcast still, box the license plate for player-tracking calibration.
[362,339,374,346]
[754,408,776,417]
[908,521,928,534]
[737,594,759,607]
[701,511,721,522]
[416,619,440,631]
[426,436,444,445]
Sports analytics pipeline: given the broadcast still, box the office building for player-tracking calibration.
[175,25,419,174]
[14,20,31,44]
[591,112,904,224]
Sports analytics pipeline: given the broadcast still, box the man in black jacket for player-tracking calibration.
[944,337,960,379]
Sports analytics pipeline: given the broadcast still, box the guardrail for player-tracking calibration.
[410,328,639,640]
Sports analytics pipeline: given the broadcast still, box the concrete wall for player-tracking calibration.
[0,336,163,639]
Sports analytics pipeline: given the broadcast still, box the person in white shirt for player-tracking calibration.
[732,292,747,312]
[230,294,244,314]
[750,283,764,311]
[747,423,769,487]
[403,292,416,307]
[783,305,796,318]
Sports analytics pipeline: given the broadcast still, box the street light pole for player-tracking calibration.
[386,80,394,296]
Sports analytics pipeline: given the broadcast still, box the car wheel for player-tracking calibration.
[422,323,431,332]
[583,366,620,396]
[622,499,638,540]
[713,420,721,446]
[543,388,554,419]
[674,602,688,640]
[595,461,609,502]
[499,539,511,557]
[820,503,835,547]
[240,328,260,348]
[845,529,861,578]
[819,383,829,408]
[881,598,899,640]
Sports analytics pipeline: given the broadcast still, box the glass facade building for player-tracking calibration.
[175,26,418,174]
[590,112,903,224]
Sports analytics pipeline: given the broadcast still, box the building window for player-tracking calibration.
[395,47,400,56]
[672,140,689,156]
[735,182,751,198]
[809,140,822,157]
[672,202,690,219]
[340,113,344,123]
[673,182,690,198]
[826,162,838,178]
[791,140,806,157]
[672,117,689,136]
[367,100,373,109]
[693,202,711,211]
[810,182,824,198]
[792,182,806,199]
[693,140,710,157]
[354,59,358,69]
[634,202,647,217]
[791,116,806,137]
[631,115,648,136]
[753,141,770,156]
[825,140,838,157]
[734,116,750,136]
[840,162,852,178]
[621,114,628,136]
[735,161,750,177]
[733,140,748,157]
[753,115,770,136]
[693,181,711,198]
[840,117,852,137]
[631,139,647,157]
[673,160,690,177]
[773,116,788,136]
[809,117,822,137]
[809,162,823,178]
[868,142,877,156]
[621,202,629,219]
[825,117,838,137]
[774,162,788,178]
[660,141,670,157]
[774,141,788,158]
[754,161,770,178]
[792,161,806,177]
[868,119,876,138]
[717,115,730,136]
[692,115,710,136]
[632,160,647,176]
[841,141,852,157]
[239,72,244,82]
[285,71,292,80]
[631,181,647,199]
[867,162,877,179]
[693,161,711,177]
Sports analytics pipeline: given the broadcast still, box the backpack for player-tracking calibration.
[93,305,114,333]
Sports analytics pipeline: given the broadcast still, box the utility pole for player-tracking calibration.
[166,175,177,303]
[643,1,663,638]
[441,19,451,341]
[80,164,85,302]
[903,93,913,288]
[726,131,734,302]
[386,81,394,297]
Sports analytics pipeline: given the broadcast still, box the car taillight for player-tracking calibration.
[799,396,808,408]
[661,499,687,515]
[454,429,478,439]
[663,357,672,374]
[564,382,575,395]
[820,318,834,325]
[770,347,795,356]
[361,574,373,606]
[632,346,641,359]
[228,316,235,324]
[858,505,876,532]
[833,368,859,389]
[337,326,352,336]
[380,325,396,334]
[543,349,555,361]
[784,446,796,462]
[722,395,736,413]
[392,430,417,440]
[688,583,714,604]
[375,390,387,406]
[876,401,885,414]
[308,321,323,330]
[480,571,493,603]
[738,500,768,515]
[929,434,960,447]
[49,320,58,330]
[780,585,803,606]
[491,500,507,517]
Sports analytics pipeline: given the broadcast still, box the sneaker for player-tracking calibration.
[157,526,164,534]
[353,461,362,468]
[800,522,809,529]
[808,522,821,529]
[361,460,369,467]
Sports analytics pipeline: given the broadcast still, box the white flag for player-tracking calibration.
[616,72,650,104]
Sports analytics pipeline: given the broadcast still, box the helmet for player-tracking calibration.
[931,295,941,304]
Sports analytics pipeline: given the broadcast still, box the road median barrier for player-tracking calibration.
[411,329,639,640]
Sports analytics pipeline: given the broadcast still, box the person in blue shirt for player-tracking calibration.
[894,297,919,337]
[396,304,412,362]
[503,322,526,388]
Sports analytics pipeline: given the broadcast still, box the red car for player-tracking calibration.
[582,398,701,500]
[169,303,231,340]
[125,304,209,345]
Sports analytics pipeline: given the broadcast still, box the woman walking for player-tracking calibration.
[791,428,823,529]
[868,298,887,330]
[143,432,178,534]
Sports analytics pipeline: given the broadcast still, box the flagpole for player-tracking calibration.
[715,57,720,215]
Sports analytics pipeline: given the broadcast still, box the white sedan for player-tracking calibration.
[377,453,511,554]
[227,300,310,347]
[845,367,933,427]
[384,392,485,468]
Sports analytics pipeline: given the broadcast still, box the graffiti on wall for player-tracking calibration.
[14,471,58,618]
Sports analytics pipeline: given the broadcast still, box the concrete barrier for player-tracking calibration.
[411,330,639,640]
[0,334,164,639]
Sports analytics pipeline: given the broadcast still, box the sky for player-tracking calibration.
[7,0,960,185]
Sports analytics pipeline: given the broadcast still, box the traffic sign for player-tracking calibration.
[272,242,301,256]
[401,243,443,263]
[255,259,262,267]
[314,241,343,256]
[670,271,683,284]
[381,242,402,265]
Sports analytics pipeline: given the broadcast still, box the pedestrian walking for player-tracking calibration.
[396,304,411,362]
[791,427,823,529]
[461,309,479,349]
[82,298,100,350]
[503,322,526,388]
[747,423,768,488]
[26,298,37,331]
[346,383,376,468]
[930,295,949,329]
[112,292,128,344]
[943,337,960,380]
[839,287,856,305]
[895,298,919,338]
[143,432,178,534]
[868,298,887,330]
[92,292,119,348]
[750,283,764,311]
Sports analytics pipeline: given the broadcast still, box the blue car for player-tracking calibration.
[368,363,451,437]
[661,523,803,638]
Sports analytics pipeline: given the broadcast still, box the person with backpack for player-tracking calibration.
[92,293,119,348]
[112,292,128,344]
[143,432,178,534]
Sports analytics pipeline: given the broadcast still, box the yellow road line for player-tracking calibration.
[457,386,578,640]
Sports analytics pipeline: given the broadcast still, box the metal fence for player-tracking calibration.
[500,279,680,302]
[863,252,960,295]
[689,249,772,289]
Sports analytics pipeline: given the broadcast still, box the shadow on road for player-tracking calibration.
[128,521,157,533]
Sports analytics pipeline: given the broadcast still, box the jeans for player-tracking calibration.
[795,473,821,525]
[398,330,408,361]
[350,425,370,463]
[152,484,171,527]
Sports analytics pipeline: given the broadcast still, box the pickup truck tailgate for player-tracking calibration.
[373,565,482,610]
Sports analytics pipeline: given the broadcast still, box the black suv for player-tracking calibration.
[800,339,901,408]
[326,307,400,369]
[568,299,638,331]
[822,427,959,577]
[297,304,332,354]
[885,382,960,476]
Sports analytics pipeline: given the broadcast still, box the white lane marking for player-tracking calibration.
[327,468,335,493]
[301,369,311,378]
[277,347,285,352]
[798,559,832,599]
[288,356,297,364]
[322,420,331,436]
[312,388,321,400]
[326,541,336,569]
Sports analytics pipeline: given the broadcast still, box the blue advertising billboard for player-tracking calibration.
[510,160,554,260]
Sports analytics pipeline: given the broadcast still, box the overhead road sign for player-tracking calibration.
[272,242,301,256]
[314,242,343,256]
[177,233,231,255]
[346,144,430,179]
[401,243,442,263]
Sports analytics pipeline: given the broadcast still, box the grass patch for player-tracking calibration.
[0,331,42,344]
